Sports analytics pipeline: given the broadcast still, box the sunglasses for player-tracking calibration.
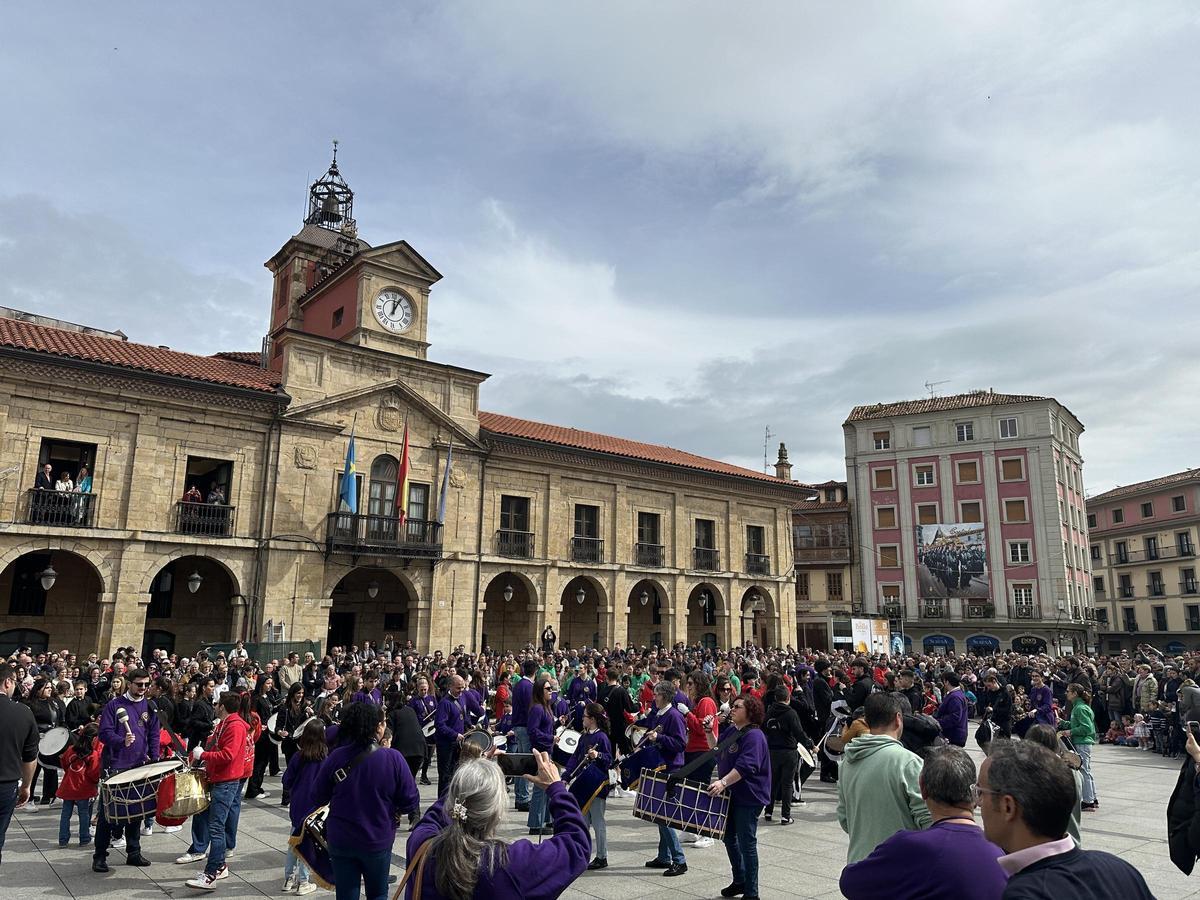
[132,681,150,688]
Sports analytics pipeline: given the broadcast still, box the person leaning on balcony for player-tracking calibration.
[183,484,202,504]
[74,466,92,494]
[54,471,73,492]
[206,484,226,505]
[34,462,53,491]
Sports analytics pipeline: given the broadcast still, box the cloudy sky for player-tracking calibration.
[1,3,1197,492]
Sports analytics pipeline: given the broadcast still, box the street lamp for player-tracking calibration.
[39,565,57,591]
[575,586,586,605]
[639,590,650,606]
[367,580,380,599]
[503,583,515,603]
[699,591,710,609]
[187,571,203,594]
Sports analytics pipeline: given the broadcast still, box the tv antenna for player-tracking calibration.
[924,379,950,398]
[762,425,774,474]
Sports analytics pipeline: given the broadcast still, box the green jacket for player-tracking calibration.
[1068,697,1097,745]
[836,733,932,863]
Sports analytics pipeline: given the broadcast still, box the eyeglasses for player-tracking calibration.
[132,681,150,688]
[972,784,1002,806]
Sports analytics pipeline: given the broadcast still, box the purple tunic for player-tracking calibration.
[566,729,613,774]
[281,752,323,834]
[1030,685,1057,725]
[352,688,383,706]
[528,704,555,753]
[98,695,160,772]
[435,694,468,745]
[717,725,771,807]
[651,707,686,770]
[405,782,590,900]
[410,695,437,733]
[311,743,420,853]
[511,678,533,728]
[935,689,969,746]
[463,688,487,727]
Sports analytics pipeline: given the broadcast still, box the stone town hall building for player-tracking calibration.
[0,154,809,658]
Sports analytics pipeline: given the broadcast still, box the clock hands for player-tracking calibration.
[389,297,401,316]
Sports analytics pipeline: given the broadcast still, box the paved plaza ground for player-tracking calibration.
[2,744,1196,900]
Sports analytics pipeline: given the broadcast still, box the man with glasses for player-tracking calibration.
[93,669,160,872]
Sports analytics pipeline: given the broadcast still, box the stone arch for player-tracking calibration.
[0,539,114,598]
[0,547,106,656]
[627,578,669,648]
[685,582,724,647]
[327,567,418,652]
[481,571,540,654]
[739,584,777,648]
[143,554,244,656]
[559,574,608,650]
[139,548,244,600]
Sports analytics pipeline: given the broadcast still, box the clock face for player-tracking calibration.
[373,290,414,333]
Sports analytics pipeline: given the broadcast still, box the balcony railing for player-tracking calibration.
[1149,582,1166,597]
[882,602,902,619]
[746,553,771,575]
[496,529,535,559]
[794,546,851,563]
[326,514,443,558]
[1182,580,1199,595]
[175,501,235,538]
[693,547,720,571]
[966,602,996,619]
[921,600,947,619]
[1010,603,1041,619]
[1115,545,1196,564]
[26,489,96,528]
[635,542,664,567]
[570,536,603,564]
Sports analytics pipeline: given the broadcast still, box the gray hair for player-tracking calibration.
[653,681,676,701]
[430,758,510,900]
[984,740,1074,839]
[919,746,976,806]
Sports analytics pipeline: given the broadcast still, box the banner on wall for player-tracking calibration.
[852,618,891,654]
[915,523,989,599]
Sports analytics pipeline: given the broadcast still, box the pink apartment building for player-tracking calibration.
[843,390,1094,655]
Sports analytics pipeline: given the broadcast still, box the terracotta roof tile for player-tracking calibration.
[794,500,848,511]
[1087,468,1200,503]
[212,351,263,366]
[846,390,1048,423]
[479,411,806,487]
[0,317,283,394]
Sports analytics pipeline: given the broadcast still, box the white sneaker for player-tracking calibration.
[693,836,715,848]
[296,882,316,895]
[177,851,207,864]
[165,824,183,833]
[142,822,154,836]
[282,875,297,894]
[214,865,229,880]
[20,799,39,813]
[224,849,235,858]
[112,836,126,849]
[256,789,270,799]
[186,871,218,891]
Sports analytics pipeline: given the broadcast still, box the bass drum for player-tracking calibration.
[38,727,71,772]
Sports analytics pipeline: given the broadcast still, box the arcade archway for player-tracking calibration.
[327,568,415,652]
[560,575,606,650]
[685,583,722,647]
[739,585,776,648]
[481,572,538,653]
[143,556,240,657]
[0,549,103,655]
[627,579,668,648]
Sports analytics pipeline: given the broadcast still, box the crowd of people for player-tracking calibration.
[1,635,1197,899]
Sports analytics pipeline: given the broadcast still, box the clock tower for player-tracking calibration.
[264,145,441,370]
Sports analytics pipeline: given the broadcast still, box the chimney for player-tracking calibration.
[774,442,792,481]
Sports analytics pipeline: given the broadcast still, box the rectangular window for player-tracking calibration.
[955,422,974,442]
[827,572,844,599]
[334,472,364,512]
[960,501,982,523]
[1188,605,1200,631]
[796,572,809,602]
[872,467,894,490]
[1178,532,1195,556]
[1095,608,1108,626]
[1009,541,1030,564]
[1149,571,1165,596]
[745,524,766,556]
[999,417,1018,439]
[875,506,897,529]
[695,519,716,550]
[574,503,599,538]
[1092,575,1105,592]
[637,511,660,546]
[499,495,531,532]
[1119,573,1134,598]
[872,431,891,451]
[1004,498,1028,523]
[916,503,938,525]
[148,566,174,619]
[1112,508,1124,524]
[1012,583,1033,604]
[877,545,900,568]
[912,426,932,447]
[8,551,50,617]
[880,584,901,605]
[956,460,979,484]
[1145,536,1159,560]
[1122,608,1137,632]
[1000,458,1025,481]
[1115,540,1128,563]
[913,464,935,487]
[1153,606,1167,631]
[1087,513,1096,528]
[1174,495,1187,513]
[1141,501,1154,519]
[1090,544,1101,561]
[1183,568,1198,594]
[332,306,344,328]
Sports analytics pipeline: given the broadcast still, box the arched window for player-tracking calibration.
[368,455,398,517]
[0,628,49,655]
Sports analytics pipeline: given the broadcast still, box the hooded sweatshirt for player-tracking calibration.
[836,733,931,863]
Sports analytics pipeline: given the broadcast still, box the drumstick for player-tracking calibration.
[117,708,133,740]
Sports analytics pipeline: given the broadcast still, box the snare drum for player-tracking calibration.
[491,733,508,751]
[38,727,71,772]
[101,760,183,823]
[422,719,437,739]
[463,728,492,754]
[626,724,649,748]
[618,741,665,789]
[552,727,581,767]
[566,761,610,814]
[290,805,335,890]
[266,712,281,744]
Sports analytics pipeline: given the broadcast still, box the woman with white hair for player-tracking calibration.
[403,749,589,900]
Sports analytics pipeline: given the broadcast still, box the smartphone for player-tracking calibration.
[495,753,539,778]
[1188,721,1200,739]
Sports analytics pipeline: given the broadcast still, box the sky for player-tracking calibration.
[1,3,1198,492]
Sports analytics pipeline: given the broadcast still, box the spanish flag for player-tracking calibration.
[395,418,410,526]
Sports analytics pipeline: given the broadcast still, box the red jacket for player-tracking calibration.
[57,742,103,801]
[200,713,251,783]
[243,710,262,778]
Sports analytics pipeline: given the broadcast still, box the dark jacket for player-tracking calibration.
[188,694,216,745]
[1168,756,1200,874]
[65,696,94,731]
[812,676,835,724]
[899,713,943,757]
[846,674,874,713]
[763,701,808,753]
[1002,846,1153,899]
[388,704,427,760]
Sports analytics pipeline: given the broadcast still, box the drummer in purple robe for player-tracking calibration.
[644,681,688,877]
[435,676,469,798]
[707,693,771,900]
[409,676,437,785]
[526,677,557,834]
[92,668,159,873]
[567,702,613,871]
[404,750,589,900]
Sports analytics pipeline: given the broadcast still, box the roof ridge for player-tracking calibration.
[1088,467,1200,502]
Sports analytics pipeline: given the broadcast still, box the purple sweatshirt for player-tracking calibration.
[281,752,323,835]
[311,743,421,853]
[410,694,437,732]
[463,688,486,727]
[717,725,771,807]
[839,820,1007,900]
[405,782,589,900]
[351,688,383,706]
[935,689,969,746]
[435,694,468,745]
[566,729,612,774]
[528,704,555,753]
[98,695,160,772]
[651,706,686,769]
[511,678,533,728]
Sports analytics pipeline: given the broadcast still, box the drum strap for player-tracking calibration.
[333,743,379,784]
[668,728,740,786]
[389,839,432,900]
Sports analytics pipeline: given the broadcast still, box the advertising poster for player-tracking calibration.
[915,523,988,599]
[870,619,890,654]
[851,617,872,654]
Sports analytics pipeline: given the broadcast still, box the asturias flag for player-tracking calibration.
[338,427,357,513]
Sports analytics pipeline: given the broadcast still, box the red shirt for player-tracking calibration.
[493,681,510,721]
[684,696,718,753]
[57,742,103,801]
[201,713,251,783]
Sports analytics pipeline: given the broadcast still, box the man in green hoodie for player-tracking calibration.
[837,692,932,863]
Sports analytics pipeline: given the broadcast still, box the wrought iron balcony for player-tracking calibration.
[746,553,771,575]
[1115,544,1196,565]
[1119,586,1135,599]
[1149,582,1166,597]
[1182,580,1199,595]
[966,602,996,619]
[794,546,851,564]
[326,513,443,559]
[635,542,664,567]
[570,536,603,564]
[176,501,235,538]
[882,602,902,619]
[496,529,535,559]
[693,547,720,571]
[26,489,96,528]
[921,599,947,619]
[1010,603,1041,620]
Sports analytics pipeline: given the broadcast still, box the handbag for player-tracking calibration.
[390,839,433,900]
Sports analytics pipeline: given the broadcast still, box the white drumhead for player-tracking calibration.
[556,728,581,751]
[104,759,182,785]
[491,734,507,750]
[39,727,70,754]
[797,743,815,768]
[267,712,279,733]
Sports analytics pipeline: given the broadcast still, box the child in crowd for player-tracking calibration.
[1103,718,1123,745]
[1134,713,1150,749]
[281,720,326,895]
[56,724,101,847]
[494,697,514,741]
[1149,703,1169,753]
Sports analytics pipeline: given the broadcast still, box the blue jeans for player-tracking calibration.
[1078,744,1097,803]
[724,803,762,895]
[59,798,93,845]
[284,845,310,883]
[513,727,531,804]
[188,786,239,854]
[203,780,240,877]
[0,781,17,854]
[527,783,548,828]
[328,843,391,900]
[657,823,685,865]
